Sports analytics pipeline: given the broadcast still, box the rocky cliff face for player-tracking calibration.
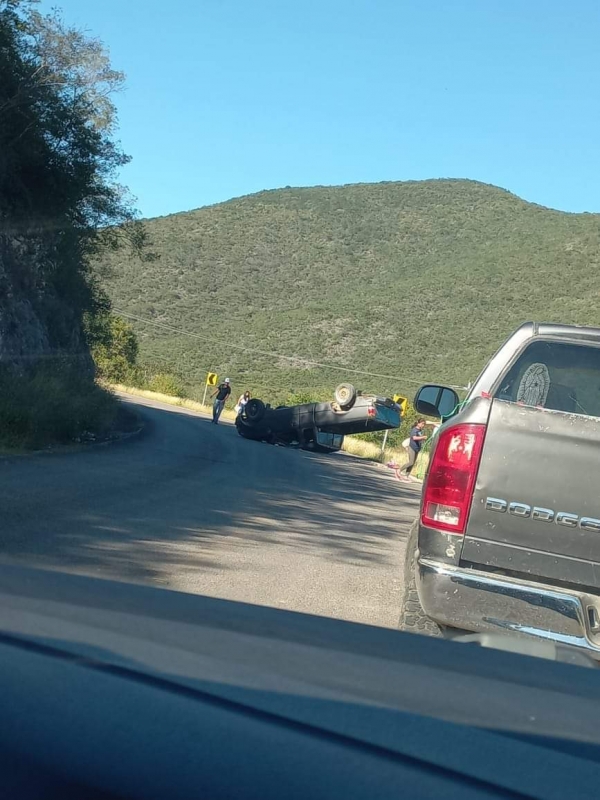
[0,233,93,374]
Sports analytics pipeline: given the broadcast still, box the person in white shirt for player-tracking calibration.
[235,390,251,418]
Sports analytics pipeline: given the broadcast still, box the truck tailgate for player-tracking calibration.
[462,400,600,589]
[315,400,400,435]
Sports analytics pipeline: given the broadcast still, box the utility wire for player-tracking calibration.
[114,307,465,390]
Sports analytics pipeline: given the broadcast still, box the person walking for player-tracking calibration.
[211,378,231,424]
[399,418,428,481]
[235,390,251,418]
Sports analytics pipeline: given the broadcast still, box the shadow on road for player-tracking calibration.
[1,402,421,593]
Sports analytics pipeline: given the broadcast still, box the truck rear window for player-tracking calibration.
[495,339,600,418]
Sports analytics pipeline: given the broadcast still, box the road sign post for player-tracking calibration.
[393,394,408,418]
[203,372,218,407]
[380,429,389,462]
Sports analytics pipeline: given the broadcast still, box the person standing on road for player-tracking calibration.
[212,378,231,424]
[399,419,428,480]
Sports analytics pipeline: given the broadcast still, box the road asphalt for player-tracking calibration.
[0,395,421,628]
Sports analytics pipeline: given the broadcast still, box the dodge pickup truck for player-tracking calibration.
[400,321,600,659]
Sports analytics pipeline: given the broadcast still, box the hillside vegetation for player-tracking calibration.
[101,179,600,404]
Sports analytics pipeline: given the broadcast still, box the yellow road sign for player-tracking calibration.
[206,372,218,386]
[393,394,409,416]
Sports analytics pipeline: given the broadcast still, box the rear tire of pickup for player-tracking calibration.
[399,523,443,638]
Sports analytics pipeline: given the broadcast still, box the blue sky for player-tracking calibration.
[40,0,600,218]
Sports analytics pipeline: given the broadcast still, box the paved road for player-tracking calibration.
[0,395,421,627]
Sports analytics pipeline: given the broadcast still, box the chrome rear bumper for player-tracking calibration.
[417,556,600,658]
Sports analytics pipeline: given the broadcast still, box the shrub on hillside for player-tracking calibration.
[144,372,186,397]
[85,311,139,384]
[0,362,117,449]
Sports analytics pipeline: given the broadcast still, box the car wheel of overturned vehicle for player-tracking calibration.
[244,398,266,424]
[334,382,357,410]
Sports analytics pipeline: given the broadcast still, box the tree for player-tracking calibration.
[0,0,156,445]
[28,6,125,133]
[0,0,150,350]
[85,311,139,383]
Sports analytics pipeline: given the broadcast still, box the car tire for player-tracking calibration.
[398,522,444,637]
[334,383,357,410]
[245,398,266,424]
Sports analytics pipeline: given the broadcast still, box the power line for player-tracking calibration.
[114,307,465,390]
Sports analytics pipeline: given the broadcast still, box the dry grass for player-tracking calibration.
[108,383,238,421]
[342,436,407,466]
[342,435,431,481]
[342,436,386,460]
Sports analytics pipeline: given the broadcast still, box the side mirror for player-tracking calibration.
[414,384,460,420]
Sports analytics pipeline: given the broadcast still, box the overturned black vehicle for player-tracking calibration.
[235,383,401,452]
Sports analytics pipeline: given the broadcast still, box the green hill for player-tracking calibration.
[100,179,600,403]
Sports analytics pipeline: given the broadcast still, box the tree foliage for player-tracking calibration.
[0,360,118,448]
[85,311,138,383]
[0,0,148,329]
[28,5,125,133]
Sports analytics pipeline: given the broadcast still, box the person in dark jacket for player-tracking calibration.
[399,419,428,480]
[211,379,231,424]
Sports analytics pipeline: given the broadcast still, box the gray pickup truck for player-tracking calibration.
[401,321,600,660]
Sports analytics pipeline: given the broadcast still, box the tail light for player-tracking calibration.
[421,423,486,535]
